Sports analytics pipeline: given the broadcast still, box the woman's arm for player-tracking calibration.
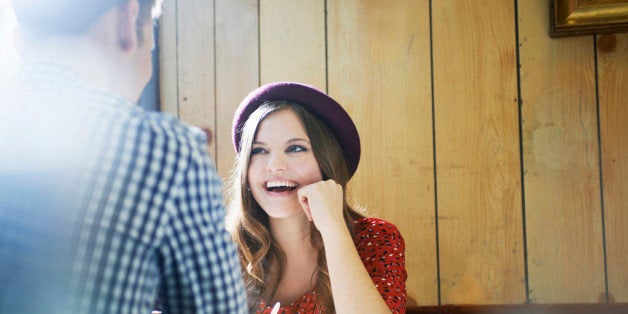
[298,180,406,313]
[323,223,397,313]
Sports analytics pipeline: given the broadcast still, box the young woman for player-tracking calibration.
[226,82,407,313]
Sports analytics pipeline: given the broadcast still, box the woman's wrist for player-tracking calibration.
[319,221,352,247]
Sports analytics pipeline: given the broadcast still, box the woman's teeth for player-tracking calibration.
[266,181,298,192]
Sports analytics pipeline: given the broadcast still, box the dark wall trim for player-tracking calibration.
[408,303,628,314]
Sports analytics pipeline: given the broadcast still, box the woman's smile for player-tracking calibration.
[265,179,299,193]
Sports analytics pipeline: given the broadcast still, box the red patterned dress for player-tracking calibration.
[256,217,407,313]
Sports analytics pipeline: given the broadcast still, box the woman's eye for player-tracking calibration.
[286,145,306,153]
[251,147,266,155]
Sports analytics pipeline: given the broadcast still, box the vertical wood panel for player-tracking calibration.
[260,0,325,87]
[432,1,524,304]
[215,0,259,178]
[176,0,216,158]
[158,0,178,116]
[328,0,437,306]
[159,0,628,306]
[597,33,628,303]
[518,0,605,303]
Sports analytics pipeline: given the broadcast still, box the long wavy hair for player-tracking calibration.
[226,101,364,312]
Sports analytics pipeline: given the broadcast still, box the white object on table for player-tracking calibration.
[271,301,281,314]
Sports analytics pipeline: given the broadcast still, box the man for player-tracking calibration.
[0,1,247,313]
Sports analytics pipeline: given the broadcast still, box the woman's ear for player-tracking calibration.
[117,0,140,52]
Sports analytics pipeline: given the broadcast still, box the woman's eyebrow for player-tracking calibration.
[286,138,310,144]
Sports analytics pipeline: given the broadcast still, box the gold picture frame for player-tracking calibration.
[550,0,628,37]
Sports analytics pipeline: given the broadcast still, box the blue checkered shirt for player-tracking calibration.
[0,61,247,313]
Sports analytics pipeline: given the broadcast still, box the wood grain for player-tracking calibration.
[518,0,605,303]
[260,0,326,87]
[597,33,628,303]
[176,0,216,158]
[327,0,437,306]
[432,0,524,304]
[157,0,178,117]
[215,0,259,178]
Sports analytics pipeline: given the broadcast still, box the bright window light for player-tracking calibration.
[0,1,19,82]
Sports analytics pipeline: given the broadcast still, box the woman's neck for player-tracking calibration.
[267,215,320,305]
[269,215,315,255]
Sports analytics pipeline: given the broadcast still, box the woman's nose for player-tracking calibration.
[266,153,287,172]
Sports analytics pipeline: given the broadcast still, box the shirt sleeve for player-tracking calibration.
[158,128,247,314]
[355,218,408,314]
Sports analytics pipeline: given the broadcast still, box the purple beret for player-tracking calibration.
[232,82,361,178]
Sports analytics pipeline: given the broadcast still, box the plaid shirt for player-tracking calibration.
[0,61,247,313]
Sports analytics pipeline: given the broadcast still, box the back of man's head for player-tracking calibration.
[10,0,161,43]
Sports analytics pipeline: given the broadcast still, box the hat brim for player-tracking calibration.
[232,82,360,178]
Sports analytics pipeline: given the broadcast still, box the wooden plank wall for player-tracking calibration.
[327,0,437,306]
[159,0,628,307]
[431,1,524,305]
[597,29,628,305]
[519,0,605,303]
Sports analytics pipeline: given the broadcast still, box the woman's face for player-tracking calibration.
[247,109,323,219]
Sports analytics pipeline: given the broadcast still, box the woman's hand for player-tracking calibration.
[299,180,397,313]
[297,179,345,234]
